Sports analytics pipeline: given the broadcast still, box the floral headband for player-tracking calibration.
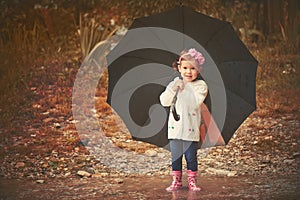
[177,48,205,66]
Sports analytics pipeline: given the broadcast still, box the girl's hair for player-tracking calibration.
[173,48,205,71]
[172,60,179,71]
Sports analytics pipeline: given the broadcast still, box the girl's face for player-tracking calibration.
[178,60,200,82]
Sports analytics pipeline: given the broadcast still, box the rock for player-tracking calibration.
[43,117,54,123]
[145,149,157,157]
[283,159,294,164]
[292,152,300,158]
[206,168,236,176]
[54,123,61,128]
[91,174,102,178]
[36,180,45,184]
[64,172,71,177]
[255,184,272,189]
[262,155,271,163]
[227,171,238,177]
[100,172,109,176]
[114,178,124,184]
[15,162,25,168]
[77,139,89,146]
[77,170,91,177]
[157,153,166,158]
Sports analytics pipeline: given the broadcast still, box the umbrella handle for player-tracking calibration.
[171,86,180,121]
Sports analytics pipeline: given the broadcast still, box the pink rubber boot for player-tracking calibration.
[166,170,183,192]
[187,170,201,191]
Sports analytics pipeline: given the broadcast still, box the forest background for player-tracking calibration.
[0,0,299,120]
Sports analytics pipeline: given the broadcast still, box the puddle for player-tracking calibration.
[0,174,299,199]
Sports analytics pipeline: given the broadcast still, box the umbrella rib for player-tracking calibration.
[132,21,179,61]
[121,55,161,63]
[203,22,229,48]
[181,6,185,48]
[226,89,256,110]
[221,60,257,107]
[111,72,177,100]
[220,60,258,65]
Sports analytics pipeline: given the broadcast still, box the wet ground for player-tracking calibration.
[1,173,299,200]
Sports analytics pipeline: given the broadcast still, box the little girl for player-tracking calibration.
[160,48,208,192]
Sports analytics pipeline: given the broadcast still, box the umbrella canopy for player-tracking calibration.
[106,6,258,149]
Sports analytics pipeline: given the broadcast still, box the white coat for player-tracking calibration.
[160,77,208,142]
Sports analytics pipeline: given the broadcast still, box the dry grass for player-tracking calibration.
[252,47,300,118]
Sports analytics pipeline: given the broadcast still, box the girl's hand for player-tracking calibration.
[172,79,184,92]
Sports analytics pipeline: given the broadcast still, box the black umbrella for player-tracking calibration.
[106,6,258,149]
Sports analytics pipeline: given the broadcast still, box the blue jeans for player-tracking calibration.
[169,139,198,171]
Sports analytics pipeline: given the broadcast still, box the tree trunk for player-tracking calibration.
[287,0,300,51]
[266,0,285,35]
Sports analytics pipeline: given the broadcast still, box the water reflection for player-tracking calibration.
[171,190,201,200]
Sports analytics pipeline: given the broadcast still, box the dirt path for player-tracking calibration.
[1,173,299,200]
